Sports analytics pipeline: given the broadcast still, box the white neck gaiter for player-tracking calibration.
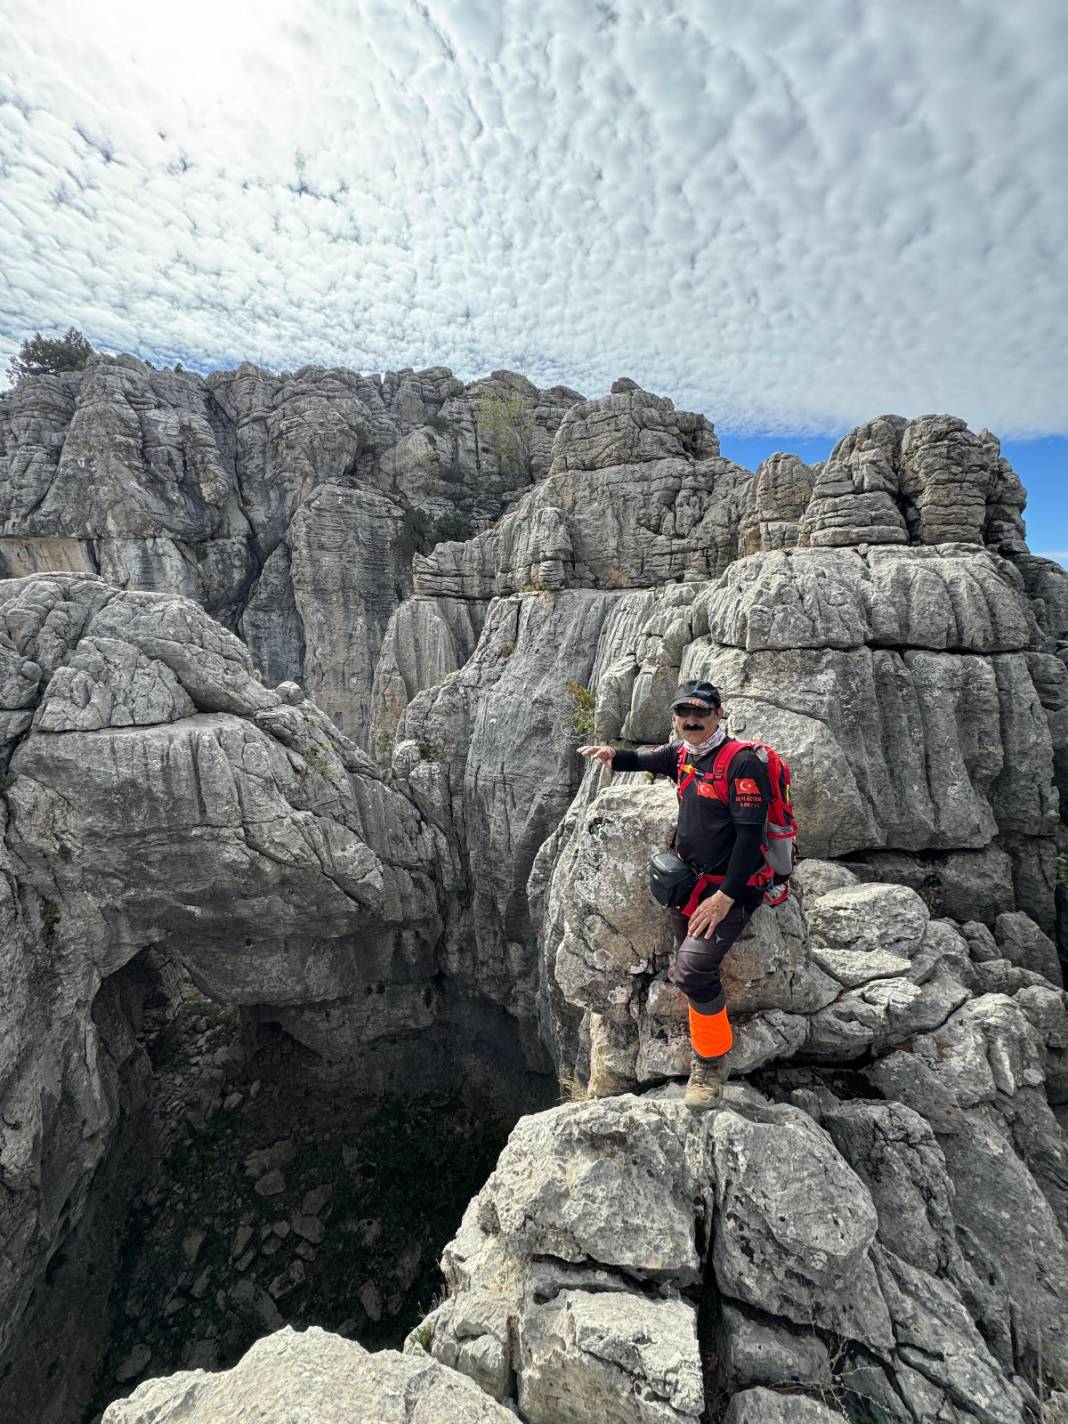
[679,723,727,758]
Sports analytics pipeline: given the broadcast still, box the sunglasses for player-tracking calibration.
[674,704,717,718]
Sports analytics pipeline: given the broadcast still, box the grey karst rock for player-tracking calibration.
[548,386,719,473]
[797,413,1023,549]
[1028,650,1068,809]
[698,545,1035,655]
[844,844,1016,925]
[236,541,305,688]
[33,635,196,731]
[873,1247,1025,1424]
[0,371,79,523]
[803,882,930,958]
[542,776,841,1093]
[0,572,470,1373]
[1012,552,1068,648]
[724,1390,847,1424]
[790,857,859,900]
[408,388,752,607]
[516,1290,704,1424]
[549,779,678,1018]
[710,1101,893,1352]
[474,1097,713,1282]
[684,643,1056,862]
[0,357,582,745]
[394,587,618,1028]
[408,1292,513,1402]
[994,909,1063,985]
[737,452,817,557]
[412,1098,711,1418]
[4,364,1068,1424]
[1014,983,1068,1101]
[369,592,487,761]
[870,1001,1068,1382]
[282,482,408,745]
[816,1099,987,1313]
[0,360,257,626]
[715,1301,832,1392]
[410,1078,1055,1423]
[102,1325,517,1422]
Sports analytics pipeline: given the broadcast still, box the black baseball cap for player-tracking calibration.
[670,680,721,710]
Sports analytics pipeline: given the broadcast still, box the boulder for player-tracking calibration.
[517,1291,704,1424]
[102,1326,516,1422]
[710,1103,893,1352]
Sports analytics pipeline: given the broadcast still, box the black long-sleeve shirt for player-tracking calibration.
[613,740,771,904]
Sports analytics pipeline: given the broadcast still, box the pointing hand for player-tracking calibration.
[577,744,615,769]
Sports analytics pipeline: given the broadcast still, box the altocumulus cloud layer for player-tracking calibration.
[1,0,1065,432]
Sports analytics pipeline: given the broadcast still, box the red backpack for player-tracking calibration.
[675,738,798,906]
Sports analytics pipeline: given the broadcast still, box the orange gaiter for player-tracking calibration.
[689,1003,733,1059]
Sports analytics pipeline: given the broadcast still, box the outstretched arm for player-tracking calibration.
[601,743,679,778]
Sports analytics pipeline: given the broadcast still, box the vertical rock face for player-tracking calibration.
[0,358,583,744]
[0,572,476,1390]
[738,452,817,556]
[382,388,757,1039]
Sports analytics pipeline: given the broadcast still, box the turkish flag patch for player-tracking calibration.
[735,777,760,796]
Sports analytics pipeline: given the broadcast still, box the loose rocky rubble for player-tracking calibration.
[1,367,1067,1423]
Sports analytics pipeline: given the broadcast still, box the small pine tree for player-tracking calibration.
[7,328,93,383]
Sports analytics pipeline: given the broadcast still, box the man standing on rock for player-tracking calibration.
[578,680,771,1109]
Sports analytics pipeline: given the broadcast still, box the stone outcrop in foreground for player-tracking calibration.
[101,1326,516,1422]
[413,882,1068,1422]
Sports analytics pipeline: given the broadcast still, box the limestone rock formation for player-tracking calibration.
[413,1078,1051,1422]
[797,414,1026,549]
[2,368,1068,1423]
[368,386,754,757]
[409,1097,712,1423]
[0,569,515,1392]
[0,356,582,744]
[102,1325,517,1422]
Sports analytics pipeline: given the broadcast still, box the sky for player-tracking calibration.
[0,0,1065,555]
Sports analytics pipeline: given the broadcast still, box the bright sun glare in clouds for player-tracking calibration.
[1,0,1066,436]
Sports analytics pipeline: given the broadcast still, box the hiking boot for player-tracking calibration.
[684,1052,729,1110]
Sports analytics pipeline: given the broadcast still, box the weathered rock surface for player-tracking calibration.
[409,1097,712,1422]
[0,357,582,744]
[0,570,534,1399]
[797,414,1025,549]
[414,1078,1046,1422]
[102,1325,517,1422]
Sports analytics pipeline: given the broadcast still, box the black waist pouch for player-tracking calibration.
[648,851,697,908]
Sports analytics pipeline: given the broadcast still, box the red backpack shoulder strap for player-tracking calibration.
[711,737,751,782]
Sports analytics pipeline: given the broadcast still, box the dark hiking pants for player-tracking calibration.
[670,900,758,1013]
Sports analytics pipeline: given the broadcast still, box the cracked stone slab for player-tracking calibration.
[518,1290,704,1424]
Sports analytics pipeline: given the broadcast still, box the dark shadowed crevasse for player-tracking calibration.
[65,965,521,1424]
